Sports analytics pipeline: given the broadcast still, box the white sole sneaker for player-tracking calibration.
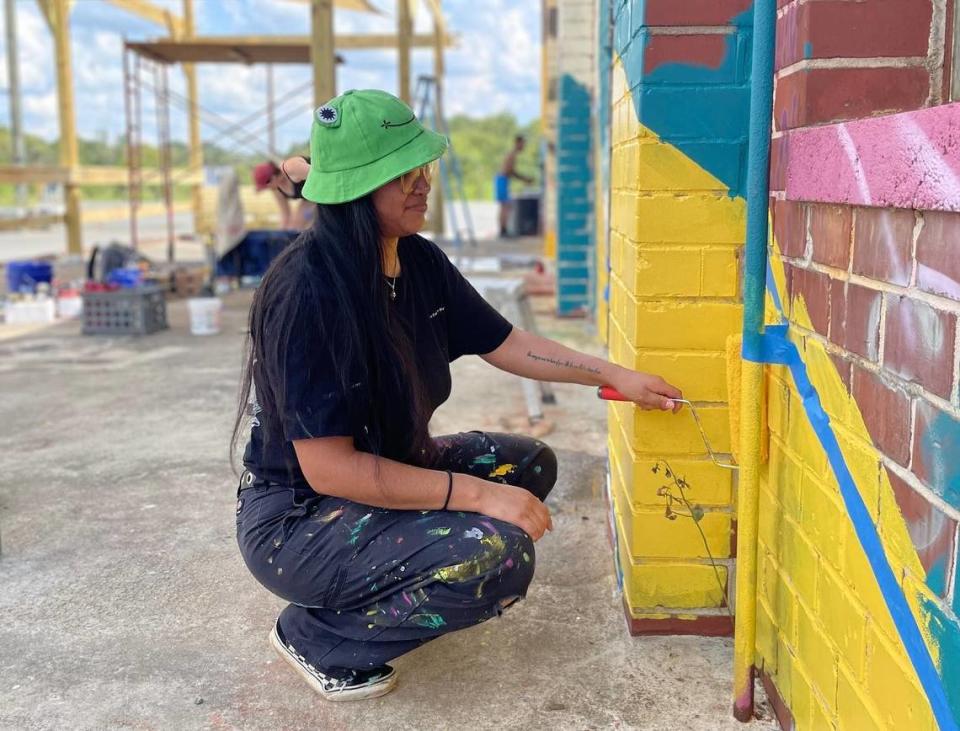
[268,623,398,702]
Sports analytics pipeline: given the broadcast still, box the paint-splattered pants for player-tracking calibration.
[236,431,557,673]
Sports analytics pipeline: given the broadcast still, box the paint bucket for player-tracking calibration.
[187,297,222,336]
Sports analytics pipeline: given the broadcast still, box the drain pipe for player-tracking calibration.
[732,0,777,722]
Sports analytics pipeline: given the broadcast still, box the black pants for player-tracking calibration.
[236,431,557,673]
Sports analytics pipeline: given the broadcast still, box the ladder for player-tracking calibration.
[414,75,476,250]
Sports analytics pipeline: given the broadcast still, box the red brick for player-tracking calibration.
[883,295,956,399]
[917,210,960,302]
[810,204,853,269]
[774,66,930,131]
[773,198,807,258]
[776,0,933,70]
[851,366,912,465]
[830,351,853,391]
[945,0,956,101]
[843,284,882,361]
[644,0,754,26]
[645,35,727,74]
[853,208,915,286]
[912,399,960,507]
[829,279,847,346]
[769,133,790,192]
[791,265,831,334]
[887,469,957,596]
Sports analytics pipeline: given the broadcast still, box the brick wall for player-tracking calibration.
[759,1,960,728]
[603,0,752,633]
[594,0,612,343]
[555,0,596,316]
[542,0,559,260]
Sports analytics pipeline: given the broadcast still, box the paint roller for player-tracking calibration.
[597,334,768,467]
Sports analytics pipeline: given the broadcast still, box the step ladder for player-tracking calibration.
[414,75,476,251]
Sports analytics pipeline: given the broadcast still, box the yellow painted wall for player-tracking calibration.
[756,249,943,730]
[606,57,744,623]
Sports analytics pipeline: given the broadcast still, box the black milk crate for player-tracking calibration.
[82,286,168,336]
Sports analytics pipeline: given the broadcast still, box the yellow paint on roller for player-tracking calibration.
[726,333,768,466]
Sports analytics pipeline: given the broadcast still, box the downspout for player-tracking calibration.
[732,0,777,722]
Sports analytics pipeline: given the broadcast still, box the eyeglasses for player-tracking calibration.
[398,161,437,194]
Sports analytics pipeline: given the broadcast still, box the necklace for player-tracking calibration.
[385,275,397,300]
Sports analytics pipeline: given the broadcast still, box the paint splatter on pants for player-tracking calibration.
[236,431,557,673]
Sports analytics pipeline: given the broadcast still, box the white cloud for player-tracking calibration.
[0,0,541,147]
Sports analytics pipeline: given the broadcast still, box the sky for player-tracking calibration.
[0,0,541,154]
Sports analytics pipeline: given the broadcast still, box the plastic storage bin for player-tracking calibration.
[81,286,168,336]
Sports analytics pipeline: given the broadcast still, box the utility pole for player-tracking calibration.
[4,0,26,207]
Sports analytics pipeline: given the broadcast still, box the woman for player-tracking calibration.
[233,90,682,702]
[252,155,314,230]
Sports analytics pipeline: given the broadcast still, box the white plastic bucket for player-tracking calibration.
[187,297,222,336]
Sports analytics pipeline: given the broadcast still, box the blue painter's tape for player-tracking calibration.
[745,301,959,731]
[765,260,786,323]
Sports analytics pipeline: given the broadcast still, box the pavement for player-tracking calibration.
[0,269,777,729]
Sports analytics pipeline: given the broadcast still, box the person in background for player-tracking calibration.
[494,135,534,238]
[252,156,314,230]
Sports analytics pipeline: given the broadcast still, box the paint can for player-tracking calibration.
[187,297,222,336]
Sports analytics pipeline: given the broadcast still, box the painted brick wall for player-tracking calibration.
[542,0,559,260]
[594,0,612,343]
[759,1,960,729]
[604,0,752,634]
[555,0,596,316]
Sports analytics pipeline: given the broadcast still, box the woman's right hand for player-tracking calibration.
[477,481,553,541]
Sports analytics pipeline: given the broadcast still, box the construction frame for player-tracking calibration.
[1,0,452,254]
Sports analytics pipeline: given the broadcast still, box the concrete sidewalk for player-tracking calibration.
[0,291,776,730]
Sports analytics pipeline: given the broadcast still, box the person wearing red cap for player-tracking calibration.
[252,156,314,230]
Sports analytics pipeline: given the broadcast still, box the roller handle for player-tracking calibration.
[597,385,629,401]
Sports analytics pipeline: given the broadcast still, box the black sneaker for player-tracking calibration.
[269,622,397,701]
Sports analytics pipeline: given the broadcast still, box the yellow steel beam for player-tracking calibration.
[36,0,53,28]
[0,165,68,184]
[286,0,382,13]
[310,1,336,107]
[84,200,191,225]
[0,213,66,232]
[0,165,202,187]
[74,166,203,186]
[397,0,412,103]
[104,0,185,36]
[182,0,203,227]
[178,33,454,50]
[51,0,82,255]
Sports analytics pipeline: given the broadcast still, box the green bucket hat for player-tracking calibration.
[301,89,448,204]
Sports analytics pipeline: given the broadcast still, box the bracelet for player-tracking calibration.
[441,470,454,510]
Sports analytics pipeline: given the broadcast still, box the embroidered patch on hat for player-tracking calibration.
[315,105,339,125]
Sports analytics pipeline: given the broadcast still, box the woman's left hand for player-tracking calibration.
[612,370,683,413]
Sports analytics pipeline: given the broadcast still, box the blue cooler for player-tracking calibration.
[6,260,53,294]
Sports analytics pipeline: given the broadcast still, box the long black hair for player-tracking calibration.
[230,195,435,473]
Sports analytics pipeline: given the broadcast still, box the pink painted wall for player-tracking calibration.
[784,103,960,212]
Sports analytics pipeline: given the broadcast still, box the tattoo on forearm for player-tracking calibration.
[526,351,602,374]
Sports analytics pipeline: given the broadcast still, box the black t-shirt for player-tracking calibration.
[242,235,513,486]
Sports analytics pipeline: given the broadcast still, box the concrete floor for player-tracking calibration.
[0,287,777,730]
